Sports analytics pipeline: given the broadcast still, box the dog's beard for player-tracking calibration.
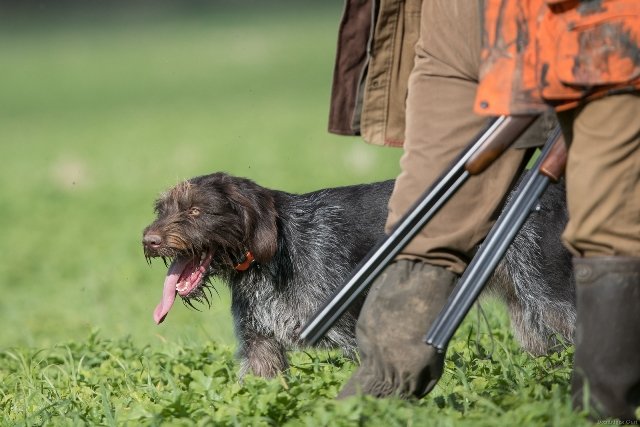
[153,251,214,324]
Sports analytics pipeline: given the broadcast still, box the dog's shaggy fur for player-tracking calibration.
[143,173,575,377]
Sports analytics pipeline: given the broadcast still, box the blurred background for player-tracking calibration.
[0,0,402,351]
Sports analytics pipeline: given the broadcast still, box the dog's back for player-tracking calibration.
[297,180,394,262]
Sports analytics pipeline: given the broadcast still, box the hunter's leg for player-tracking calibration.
[560,93,640,421]
[339,0,528,399]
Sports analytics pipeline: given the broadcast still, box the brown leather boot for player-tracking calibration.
[338,259,457,399]
[572,257,640,421]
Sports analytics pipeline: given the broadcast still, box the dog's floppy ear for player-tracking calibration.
[227,181,278,264]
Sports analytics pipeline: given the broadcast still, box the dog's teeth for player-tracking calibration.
[176,281,188,292]
[200,253,206,262]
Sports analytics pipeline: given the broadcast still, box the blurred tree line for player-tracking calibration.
[0,0,332,21]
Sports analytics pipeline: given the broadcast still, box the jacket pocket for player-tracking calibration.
[553,3,640,86]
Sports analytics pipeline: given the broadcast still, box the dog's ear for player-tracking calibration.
[249,199,278,263]
[227,182,278,264]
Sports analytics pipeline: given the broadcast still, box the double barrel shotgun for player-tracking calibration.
[300,115,567,356]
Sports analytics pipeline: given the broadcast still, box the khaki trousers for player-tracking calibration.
[560,94,640,257]
[386,0,528,274]
[388,0,640,272]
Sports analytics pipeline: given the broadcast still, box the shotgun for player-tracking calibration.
[425,127,567,351]
[300,114,537,345]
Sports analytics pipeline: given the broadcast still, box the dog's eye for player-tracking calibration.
[188,207,200,216]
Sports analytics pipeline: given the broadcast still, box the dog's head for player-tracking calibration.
[142,172,278,324]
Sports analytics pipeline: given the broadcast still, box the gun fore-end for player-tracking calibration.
[464,115,536,175]
[539,135,567,182]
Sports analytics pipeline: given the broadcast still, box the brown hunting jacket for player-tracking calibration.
[328,0,421,147]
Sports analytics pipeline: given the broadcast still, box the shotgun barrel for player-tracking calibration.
[425,127,566,351]
[300,115,536,346]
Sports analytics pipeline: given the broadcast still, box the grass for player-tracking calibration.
[0,2,401,350]
[0,317,589,426]
[0,3,598,425]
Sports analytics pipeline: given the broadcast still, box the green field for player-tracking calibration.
[0,4,594,425]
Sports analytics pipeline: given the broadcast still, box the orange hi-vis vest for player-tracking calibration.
[475,0,640,116]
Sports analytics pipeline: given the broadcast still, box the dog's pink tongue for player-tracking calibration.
[153,257,190,324]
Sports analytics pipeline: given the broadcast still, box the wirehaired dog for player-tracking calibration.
[142,173,575,377]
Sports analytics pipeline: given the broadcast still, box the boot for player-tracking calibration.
[338,259,457,399]
[572,257,640,421]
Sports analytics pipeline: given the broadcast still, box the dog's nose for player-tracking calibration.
[143,233,162,248]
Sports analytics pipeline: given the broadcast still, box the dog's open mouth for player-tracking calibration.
[153,251,214,324]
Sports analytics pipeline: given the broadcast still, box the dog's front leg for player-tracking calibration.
[237,330,289,378]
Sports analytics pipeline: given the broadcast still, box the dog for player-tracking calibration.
[142,173,575,377]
